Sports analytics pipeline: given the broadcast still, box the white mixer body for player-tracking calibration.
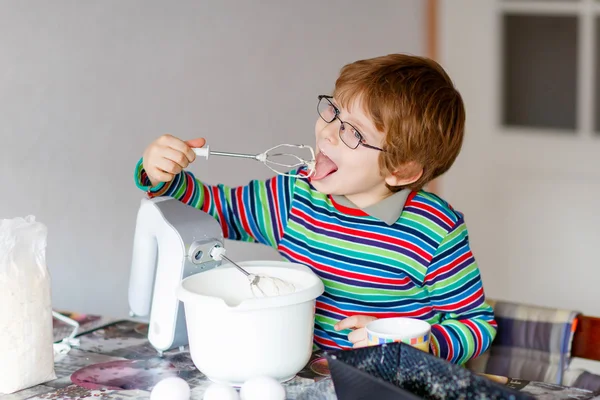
[128,197,223,352]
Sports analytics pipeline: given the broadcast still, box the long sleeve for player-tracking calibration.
[134,159,296,248]
[424,216,497,364]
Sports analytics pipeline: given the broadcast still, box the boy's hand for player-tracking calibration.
[142,134,206,187]
[334,315,377,348]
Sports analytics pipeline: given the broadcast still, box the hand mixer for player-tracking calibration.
[127,198,292,354]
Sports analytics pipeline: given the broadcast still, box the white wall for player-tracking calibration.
[0,1,424,318]
[438,0,600,375]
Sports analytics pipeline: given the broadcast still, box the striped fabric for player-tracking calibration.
[466,299,600,390]
[135,162,497,364]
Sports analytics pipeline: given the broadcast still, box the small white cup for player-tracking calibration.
[366,317,431,352]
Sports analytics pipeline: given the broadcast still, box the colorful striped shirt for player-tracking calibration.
[135,161,497,364]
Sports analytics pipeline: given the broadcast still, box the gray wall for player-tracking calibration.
[1,1,424,317]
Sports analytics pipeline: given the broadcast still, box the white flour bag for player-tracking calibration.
[0,216,56,393]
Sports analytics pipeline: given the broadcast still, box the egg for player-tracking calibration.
[203,382,240,400]
[240,376,285,400]
[150,376,190,400]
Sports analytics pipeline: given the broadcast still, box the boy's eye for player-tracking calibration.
[322,104,338,120]
[352,129,363,141]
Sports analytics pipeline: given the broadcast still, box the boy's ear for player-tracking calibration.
[384,161,423,187]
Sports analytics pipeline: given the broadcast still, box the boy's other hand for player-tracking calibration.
[142,134,206,187]
[334,315,377,348]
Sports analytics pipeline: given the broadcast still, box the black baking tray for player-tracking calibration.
[324,342,534,400]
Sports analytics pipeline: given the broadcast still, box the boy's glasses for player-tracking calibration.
[317,95,385,152]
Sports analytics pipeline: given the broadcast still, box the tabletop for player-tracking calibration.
[1,313,599,400]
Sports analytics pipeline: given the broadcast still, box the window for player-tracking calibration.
[502,14,578,131]
[499,0,599,137]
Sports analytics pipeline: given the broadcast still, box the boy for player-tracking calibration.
[135,54,496,365]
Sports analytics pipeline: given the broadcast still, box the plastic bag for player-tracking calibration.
[0,216,56,394]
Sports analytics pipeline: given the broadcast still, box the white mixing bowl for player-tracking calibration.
[177,260,324,386]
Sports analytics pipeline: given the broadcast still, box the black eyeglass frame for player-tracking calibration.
[317,95,385,152]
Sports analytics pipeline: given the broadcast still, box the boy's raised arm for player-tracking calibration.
[135,158,296,249]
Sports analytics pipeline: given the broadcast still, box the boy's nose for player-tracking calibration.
[320,119,340,146]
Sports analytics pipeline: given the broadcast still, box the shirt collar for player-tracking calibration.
[331,189,410,226]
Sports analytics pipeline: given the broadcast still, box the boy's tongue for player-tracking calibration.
[312,152,338,180]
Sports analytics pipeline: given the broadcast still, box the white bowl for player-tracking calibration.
[177,260,324,386]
